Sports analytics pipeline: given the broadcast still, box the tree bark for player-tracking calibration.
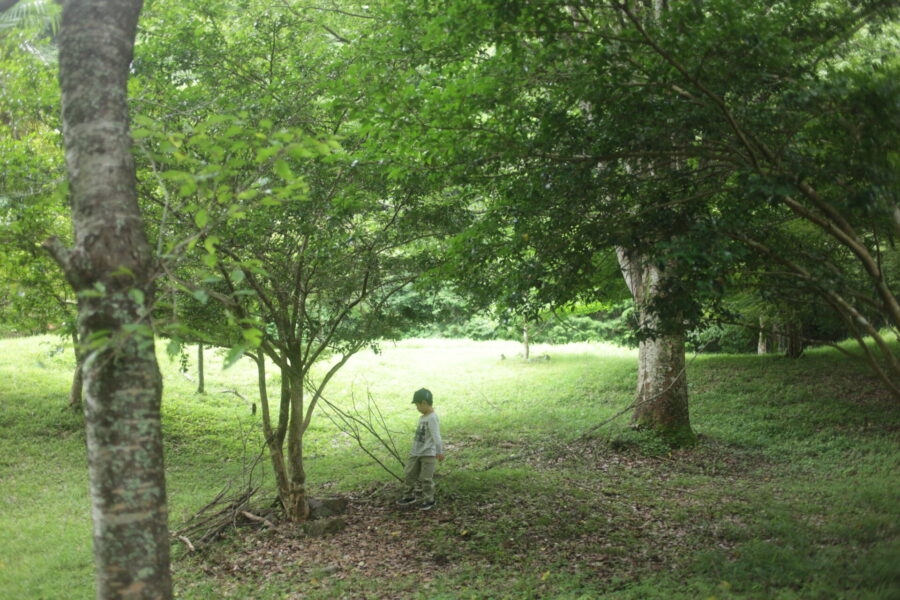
[257,356,310,522]
[46,1,173,597]
[617,248,696,447]
[69,331,84,410]
[197,343,205,394]
[284,368,310,521]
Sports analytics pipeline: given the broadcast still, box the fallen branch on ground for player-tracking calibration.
[172,484,277,550]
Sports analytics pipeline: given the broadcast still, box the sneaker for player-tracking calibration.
[396,496,417,506]
[418,500,436,511]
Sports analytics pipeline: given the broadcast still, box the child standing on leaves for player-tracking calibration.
[397,388,444,510]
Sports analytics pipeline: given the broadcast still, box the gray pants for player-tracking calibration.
[403,456,437,502]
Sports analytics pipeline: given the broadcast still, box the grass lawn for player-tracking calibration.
[0,335,898,599]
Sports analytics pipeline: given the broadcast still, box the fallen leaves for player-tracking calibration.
[183,433,784,597]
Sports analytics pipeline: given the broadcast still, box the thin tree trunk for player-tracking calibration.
[523,322,530,360]
[283,368,310,521]
[197,343,205,394]
[617,247,695,447]
[757,316,768,355]
[256,355,290,498]
[44,1,173,597]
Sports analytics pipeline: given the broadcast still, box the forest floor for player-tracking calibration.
[1,336,898,599]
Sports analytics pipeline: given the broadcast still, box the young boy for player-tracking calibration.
[397,388,444,510]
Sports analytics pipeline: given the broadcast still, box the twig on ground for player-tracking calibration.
[177,535,196,553]
[241,510,276,529]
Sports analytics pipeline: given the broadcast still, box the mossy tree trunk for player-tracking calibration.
[43,0,173,597]
[617,248,696,447]
[68,331,84,410]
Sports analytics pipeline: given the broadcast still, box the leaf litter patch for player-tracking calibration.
[183,436,775,595]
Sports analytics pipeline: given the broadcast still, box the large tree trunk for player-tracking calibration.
[45,1,173,598]
[617,248,696,447]
[69,331,84,410]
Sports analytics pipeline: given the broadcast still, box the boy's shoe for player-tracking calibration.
[418,500,436,511]
[396,496,417,506]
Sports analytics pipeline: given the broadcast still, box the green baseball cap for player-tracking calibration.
[412,388,433,405]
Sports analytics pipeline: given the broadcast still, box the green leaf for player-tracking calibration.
[223,343,249,369]
[286,143,314,159]
[255,146,281,163]
[204,236,220,254]
[128,288,145,306]
[85,330,112,350]
[274,159,293,181]
[133,114,155,128]
[166,338,183,359]
[179,179,197,197]
[195,209,209,229]
[191,289,209,304]
[242,327,263,347]
[122,323,153,337]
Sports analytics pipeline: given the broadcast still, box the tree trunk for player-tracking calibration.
[617,248,695,447]
[257,358,310,522]
[773,323,785,353]
[523,322,530,360]
[69,331,84,410]
[197,343,205,394]
[45,1,173,598]
[757,316,768,355]
[785,321,803,359]
[284,369,310,521]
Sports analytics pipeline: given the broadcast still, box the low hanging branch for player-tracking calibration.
[735,234,900,400]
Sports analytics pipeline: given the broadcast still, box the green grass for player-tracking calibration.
[1,335,898,599]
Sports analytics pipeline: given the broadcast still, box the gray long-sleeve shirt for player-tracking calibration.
[411,411,443,457]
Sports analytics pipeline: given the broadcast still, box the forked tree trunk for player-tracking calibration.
[44,1,173,597]
[617,248,696,447]
[256,357,310,521]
